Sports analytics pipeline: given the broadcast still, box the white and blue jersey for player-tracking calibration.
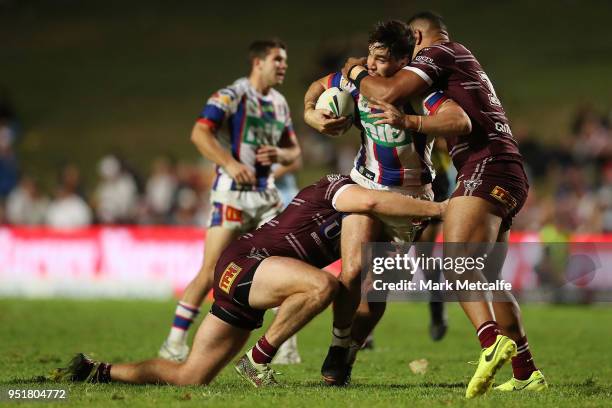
[325,72,448,188]
[198,77,296,193]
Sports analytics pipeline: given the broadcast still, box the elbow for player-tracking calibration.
[458,113,472,135]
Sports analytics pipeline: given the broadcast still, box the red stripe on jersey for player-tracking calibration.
[427,95,448,114]
[196,118,218,132]
[326,74,333,89]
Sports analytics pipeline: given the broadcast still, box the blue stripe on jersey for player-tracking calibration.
[330,72,342,87]
[375,144,403,186]
[356,132,367,169]
[229,96,247,160]
[200,105,225,125]
[260,99,276,121]
[424,91,445,112]
[413,134,433,184]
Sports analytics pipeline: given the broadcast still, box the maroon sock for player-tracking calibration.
[251,336,278,364]
[477,321,500,348]
[511,336,537,380]
[93,363,112,383]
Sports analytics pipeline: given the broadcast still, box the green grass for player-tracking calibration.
[1,300,611,407]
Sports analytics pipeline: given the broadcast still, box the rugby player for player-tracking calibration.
[159,39,302,364]
[304,20,470,387]
[51,175,446,387]
[342,12,547,396]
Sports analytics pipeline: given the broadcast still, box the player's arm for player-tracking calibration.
[341,58,429,105]
[368,98,472,138]
[190,121,255,185]
[303,75,350,136]
[334,184,446,219]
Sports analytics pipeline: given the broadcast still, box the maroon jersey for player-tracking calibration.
[224,174,354,268]
[404,42,521,169]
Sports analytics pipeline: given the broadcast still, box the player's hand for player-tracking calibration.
[304,108,350,136]
[368,98,409,129]
[341,57,367,78]
[225,160,256,184]
[256,145,282,166]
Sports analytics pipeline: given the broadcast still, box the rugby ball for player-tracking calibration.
[315,87,355,132]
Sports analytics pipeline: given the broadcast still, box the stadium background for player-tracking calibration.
[1,0,611,406]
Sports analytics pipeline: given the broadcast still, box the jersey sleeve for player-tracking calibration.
[421,90,449,115]
[403,45,454,86]
[196,86,240,131]
[313,174,356,210]
[323,71,359,98]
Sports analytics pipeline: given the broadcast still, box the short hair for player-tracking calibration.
[407,11,447,32]
[368,20,413,60]
[248,39,286,64]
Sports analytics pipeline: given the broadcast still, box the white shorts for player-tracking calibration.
[350,168,434,243]
[208,189,283,232]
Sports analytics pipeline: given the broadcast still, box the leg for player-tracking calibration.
[235,257,338,387]
[160,226,239,360]
[443,196,500,330]
[54,313,250,386]
[248,257,339,347]
[418,221,448,341]
[333,214,379,330]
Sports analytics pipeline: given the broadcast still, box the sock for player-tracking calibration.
[476,320,500,348]
[167,301,200,344]
[331,325,352,348]
[251,336,278,364]
[93,363,112,383]
[511,336,538,380]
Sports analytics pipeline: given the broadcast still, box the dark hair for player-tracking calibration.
[368,20,413,60]
[248,39,286,63]
[407,11,447,32]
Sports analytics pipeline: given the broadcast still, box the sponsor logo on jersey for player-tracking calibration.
[490,185,518,210]
[414,55,434,64]
[495,122,513,135]
[225,205,243,222]
[219,262,242,294]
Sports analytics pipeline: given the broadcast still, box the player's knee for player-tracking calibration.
[174,364,208,386]
[311,273,338,306]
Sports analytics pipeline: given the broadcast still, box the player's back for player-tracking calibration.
[406,42,522,169]
[226,175,354,268]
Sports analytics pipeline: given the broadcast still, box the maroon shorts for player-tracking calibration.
[452,156,529,231]
[211,247,265,330]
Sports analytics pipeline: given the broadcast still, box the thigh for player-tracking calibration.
[248,256,335,310]
[443,195,502,243]
[202,226,241,268]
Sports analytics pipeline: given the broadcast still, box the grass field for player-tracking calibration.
[1,299,611,407]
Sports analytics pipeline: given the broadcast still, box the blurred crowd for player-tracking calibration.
[0,99,611,233]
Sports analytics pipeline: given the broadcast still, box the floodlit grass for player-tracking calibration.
[1,299,611,407]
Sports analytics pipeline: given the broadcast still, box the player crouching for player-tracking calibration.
[50,175,445,387]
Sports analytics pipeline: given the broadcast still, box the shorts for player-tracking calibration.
[350,167,434,243]
[452,156,529,231]
[210,247,265,330]
[208,189,283,231]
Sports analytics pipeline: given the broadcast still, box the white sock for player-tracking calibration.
[331,326,352,347]
[167,301,200,344]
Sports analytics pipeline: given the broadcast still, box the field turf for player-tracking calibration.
[1,299,611,407]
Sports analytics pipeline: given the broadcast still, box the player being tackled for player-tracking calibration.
[51,175,446,388]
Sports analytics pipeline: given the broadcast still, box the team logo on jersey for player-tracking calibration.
[219,262,242,294]
[490,186,517,210]
[463,179,483,193]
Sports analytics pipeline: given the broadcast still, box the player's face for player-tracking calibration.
[366,44,408,78]
[257,47,288,86]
